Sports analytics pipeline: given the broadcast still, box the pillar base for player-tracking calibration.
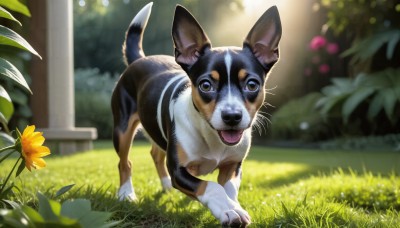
[39,127,97,155]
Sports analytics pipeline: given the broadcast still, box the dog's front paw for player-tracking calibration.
[198,182,251,227]
[220,207,251,227]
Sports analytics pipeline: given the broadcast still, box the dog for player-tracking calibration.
[111,2,281,226]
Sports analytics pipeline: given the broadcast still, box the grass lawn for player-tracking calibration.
[1,140,399,227]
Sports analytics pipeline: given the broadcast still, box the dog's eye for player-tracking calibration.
[245,79,260,92]
[199,80,214,92]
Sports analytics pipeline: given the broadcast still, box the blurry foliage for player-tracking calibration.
[317,69,400,126]
[320,0,399,36]
[270,93,333,141]
[75,68,117,139]
[295,0,400,141]
[73,0,243,74]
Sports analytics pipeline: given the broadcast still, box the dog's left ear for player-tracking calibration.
[244,6,282,71]
[172,5,211,70]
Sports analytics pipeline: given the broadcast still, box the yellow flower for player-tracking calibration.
[19,125,51,171]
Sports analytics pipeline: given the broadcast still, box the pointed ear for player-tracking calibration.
[243,6,282,70]
[172,5,211,69]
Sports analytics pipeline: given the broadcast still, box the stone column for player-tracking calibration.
[47,0,75,130]
[30,0,97,154]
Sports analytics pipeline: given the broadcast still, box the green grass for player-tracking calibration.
[1,140,399,227]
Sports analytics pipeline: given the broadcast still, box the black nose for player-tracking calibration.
[221,108,242,126]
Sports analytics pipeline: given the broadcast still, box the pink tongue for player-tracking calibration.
[220,130,242,144]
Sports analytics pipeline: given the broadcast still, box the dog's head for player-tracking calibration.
[172,5,282,146]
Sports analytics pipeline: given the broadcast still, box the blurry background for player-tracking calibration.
[4,0,400,150]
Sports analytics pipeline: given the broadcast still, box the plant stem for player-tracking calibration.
[0,156,22,194]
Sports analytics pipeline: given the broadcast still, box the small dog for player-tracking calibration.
[112,2,281,226]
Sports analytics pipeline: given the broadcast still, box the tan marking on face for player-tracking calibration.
[245,86,265,119]
[191,85,216,121]
[238,69,247,81]
[210,70,220,81]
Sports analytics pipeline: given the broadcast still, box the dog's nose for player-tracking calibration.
[221,108,242,126]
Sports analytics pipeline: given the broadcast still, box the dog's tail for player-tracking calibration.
[122,2,153,65]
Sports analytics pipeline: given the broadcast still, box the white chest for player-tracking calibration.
[172,92,251,175]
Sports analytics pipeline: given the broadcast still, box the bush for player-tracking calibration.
[270,92,334,141]
[75,68,117,139]
[316,68,400,136]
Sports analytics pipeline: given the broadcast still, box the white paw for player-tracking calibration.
[198,182,251,227]
[161,176,173,191]
[220,207,251,227]
[118,176,137,201]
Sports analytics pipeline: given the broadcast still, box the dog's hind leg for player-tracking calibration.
[113,112,140,201]
[150,145,172,191]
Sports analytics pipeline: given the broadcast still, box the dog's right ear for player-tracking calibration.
[172,5,211,70]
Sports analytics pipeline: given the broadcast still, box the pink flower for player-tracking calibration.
[326,43,339,54]
[319,64,330,74]
[309,35,327,50]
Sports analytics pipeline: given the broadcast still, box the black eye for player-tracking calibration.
[199,80,214,92]
[245,79,260,92]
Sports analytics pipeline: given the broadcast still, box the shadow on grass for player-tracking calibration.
[255,167,326,190]
[63,185,219,227]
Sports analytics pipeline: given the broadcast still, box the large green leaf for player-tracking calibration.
[341,29,400,64]
[37,192,61,222]
[0,57,32,93]
[0,0,30,17]
[61,198,117,228]
[0,6,21,25]
[318,93,349,117]
[0,25,41,59]
[0,85,14,121]
[342,87,376,124]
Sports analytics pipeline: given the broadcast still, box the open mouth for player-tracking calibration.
[218,130,244,146]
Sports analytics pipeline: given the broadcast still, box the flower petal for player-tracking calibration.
[33,158,46,169]
[22,125,35,136]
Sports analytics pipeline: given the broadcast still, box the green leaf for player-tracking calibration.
[61,199,91,219]
[0,57,32,94]
[79,211,113,228]
[2,199,20,209]
[0,25,41,59]
[15,157,25,177]
[318,94,349,116]
[341,29,400,63]
[0,85,14,121]
[342,87,376,124]
[55,184,75,198]
[9,89,29,105]
[0,131,14,147]
[0,6,21,25]
[37,192,61,222]
[387,32,400,60]
[61,199,116,228]
[21,205,45,223]
[0,0,31,17]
